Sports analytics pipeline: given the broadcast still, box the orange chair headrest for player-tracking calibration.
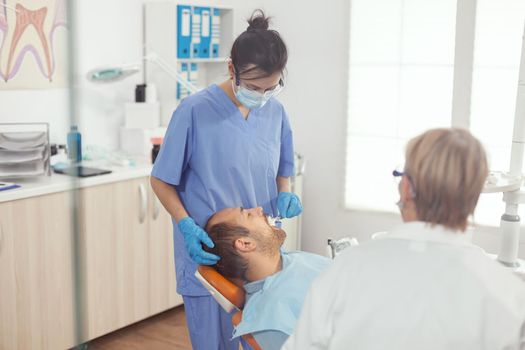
[197,266,245,309]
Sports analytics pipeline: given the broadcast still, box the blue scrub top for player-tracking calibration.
[151,84,295,296]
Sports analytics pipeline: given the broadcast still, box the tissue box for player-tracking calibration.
[124,102,160,129]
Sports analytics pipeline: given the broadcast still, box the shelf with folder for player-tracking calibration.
[145,2,234,61]
[177,57,228,64]
[145,1,234,120]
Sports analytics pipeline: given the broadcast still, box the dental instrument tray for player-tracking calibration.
[53,165,112,177]
[0,123,51,178]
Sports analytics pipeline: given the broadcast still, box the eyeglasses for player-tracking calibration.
[392,168,405,185]
[392,168,417,197]
[237,77,284,96]
[233,66,285,95]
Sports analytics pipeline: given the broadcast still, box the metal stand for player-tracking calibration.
[492,21,525,268]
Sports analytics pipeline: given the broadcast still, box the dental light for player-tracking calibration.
[86,64,141,83]
[86,52,198,94]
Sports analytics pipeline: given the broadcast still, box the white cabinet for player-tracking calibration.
[0,176,182,349]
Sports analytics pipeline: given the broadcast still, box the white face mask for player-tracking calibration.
[231,76,284,110]
[233,81,271,109]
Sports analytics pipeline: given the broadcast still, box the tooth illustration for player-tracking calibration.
[0,0,67,83]
[5,4,52,81]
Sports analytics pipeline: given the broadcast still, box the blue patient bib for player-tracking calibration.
[233,251,331,338]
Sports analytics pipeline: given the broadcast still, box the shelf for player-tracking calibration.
[177,57,228,64]
[0,163,153,203]
[145,2,235,124]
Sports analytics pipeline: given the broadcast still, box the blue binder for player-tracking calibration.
[199,7,211,58]
[191,6,202,58]
[177,5,192,59]
[177,63,189,100]
[211,8,220,58]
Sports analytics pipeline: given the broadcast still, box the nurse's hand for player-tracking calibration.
[178,217,221,265]
[277,192,303,218]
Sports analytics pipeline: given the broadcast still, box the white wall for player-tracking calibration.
[0,0,261,149]
[0,0,145,148]
[258,0,525,259]
[255,0,403,253]
[0,0,521,259]
[72,0,145,150]
[0,89,70,143]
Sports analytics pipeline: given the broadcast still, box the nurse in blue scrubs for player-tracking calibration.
[150,10,303,350]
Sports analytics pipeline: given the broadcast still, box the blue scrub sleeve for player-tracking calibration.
[278,111,295,177]
[151,102,194,186]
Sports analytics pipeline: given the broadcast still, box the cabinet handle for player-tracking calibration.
[153,195,160,221]
[139,183,147,224]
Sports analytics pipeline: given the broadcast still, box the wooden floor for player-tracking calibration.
[88,306,192,350]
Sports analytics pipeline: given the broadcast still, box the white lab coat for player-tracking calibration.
[283,222,525,350]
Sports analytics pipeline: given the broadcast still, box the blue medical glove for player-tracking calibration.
[277,192,303,219]
[178,217,220,265]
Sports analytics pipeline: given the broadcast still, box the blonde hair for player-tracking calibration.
[404,128,488,231]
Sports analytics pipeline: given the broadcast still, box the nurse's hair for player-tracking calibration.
[404,128,488,231]
[230,9,288,79]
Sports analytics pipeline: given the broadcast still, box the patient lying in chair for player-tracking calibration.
[204,206,331,350]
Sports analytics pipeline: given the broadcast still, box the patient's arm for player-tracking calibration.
[252,330,289,350]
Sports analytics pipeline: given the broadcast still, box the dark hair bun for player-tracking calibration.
[247,9,270,32]
[230,9,287,76]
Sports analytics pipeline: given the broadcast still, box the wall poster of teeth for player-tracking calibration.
[0,0,68,89]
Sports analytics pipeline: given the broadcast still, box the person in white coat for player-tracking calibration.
[283,128,525,350]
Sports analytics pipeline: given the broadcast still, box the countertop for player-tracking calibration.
[0,163,153,203]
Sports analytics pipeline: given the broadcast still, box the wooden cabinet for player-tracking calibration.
[79,177,182,341]
[147,186,180,315]
[0,176,182,349]
[0,191,76,350]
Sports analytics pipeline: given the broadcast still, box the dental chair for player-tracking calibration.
[195,239,359,349]
[195,266,262,350]
[326,237,359,258]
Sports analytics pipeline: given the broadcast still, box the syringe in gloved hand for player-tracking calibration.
[267,215,283,228]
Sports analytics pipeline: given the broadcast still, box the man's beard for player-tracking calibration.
[254,228,287,256]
